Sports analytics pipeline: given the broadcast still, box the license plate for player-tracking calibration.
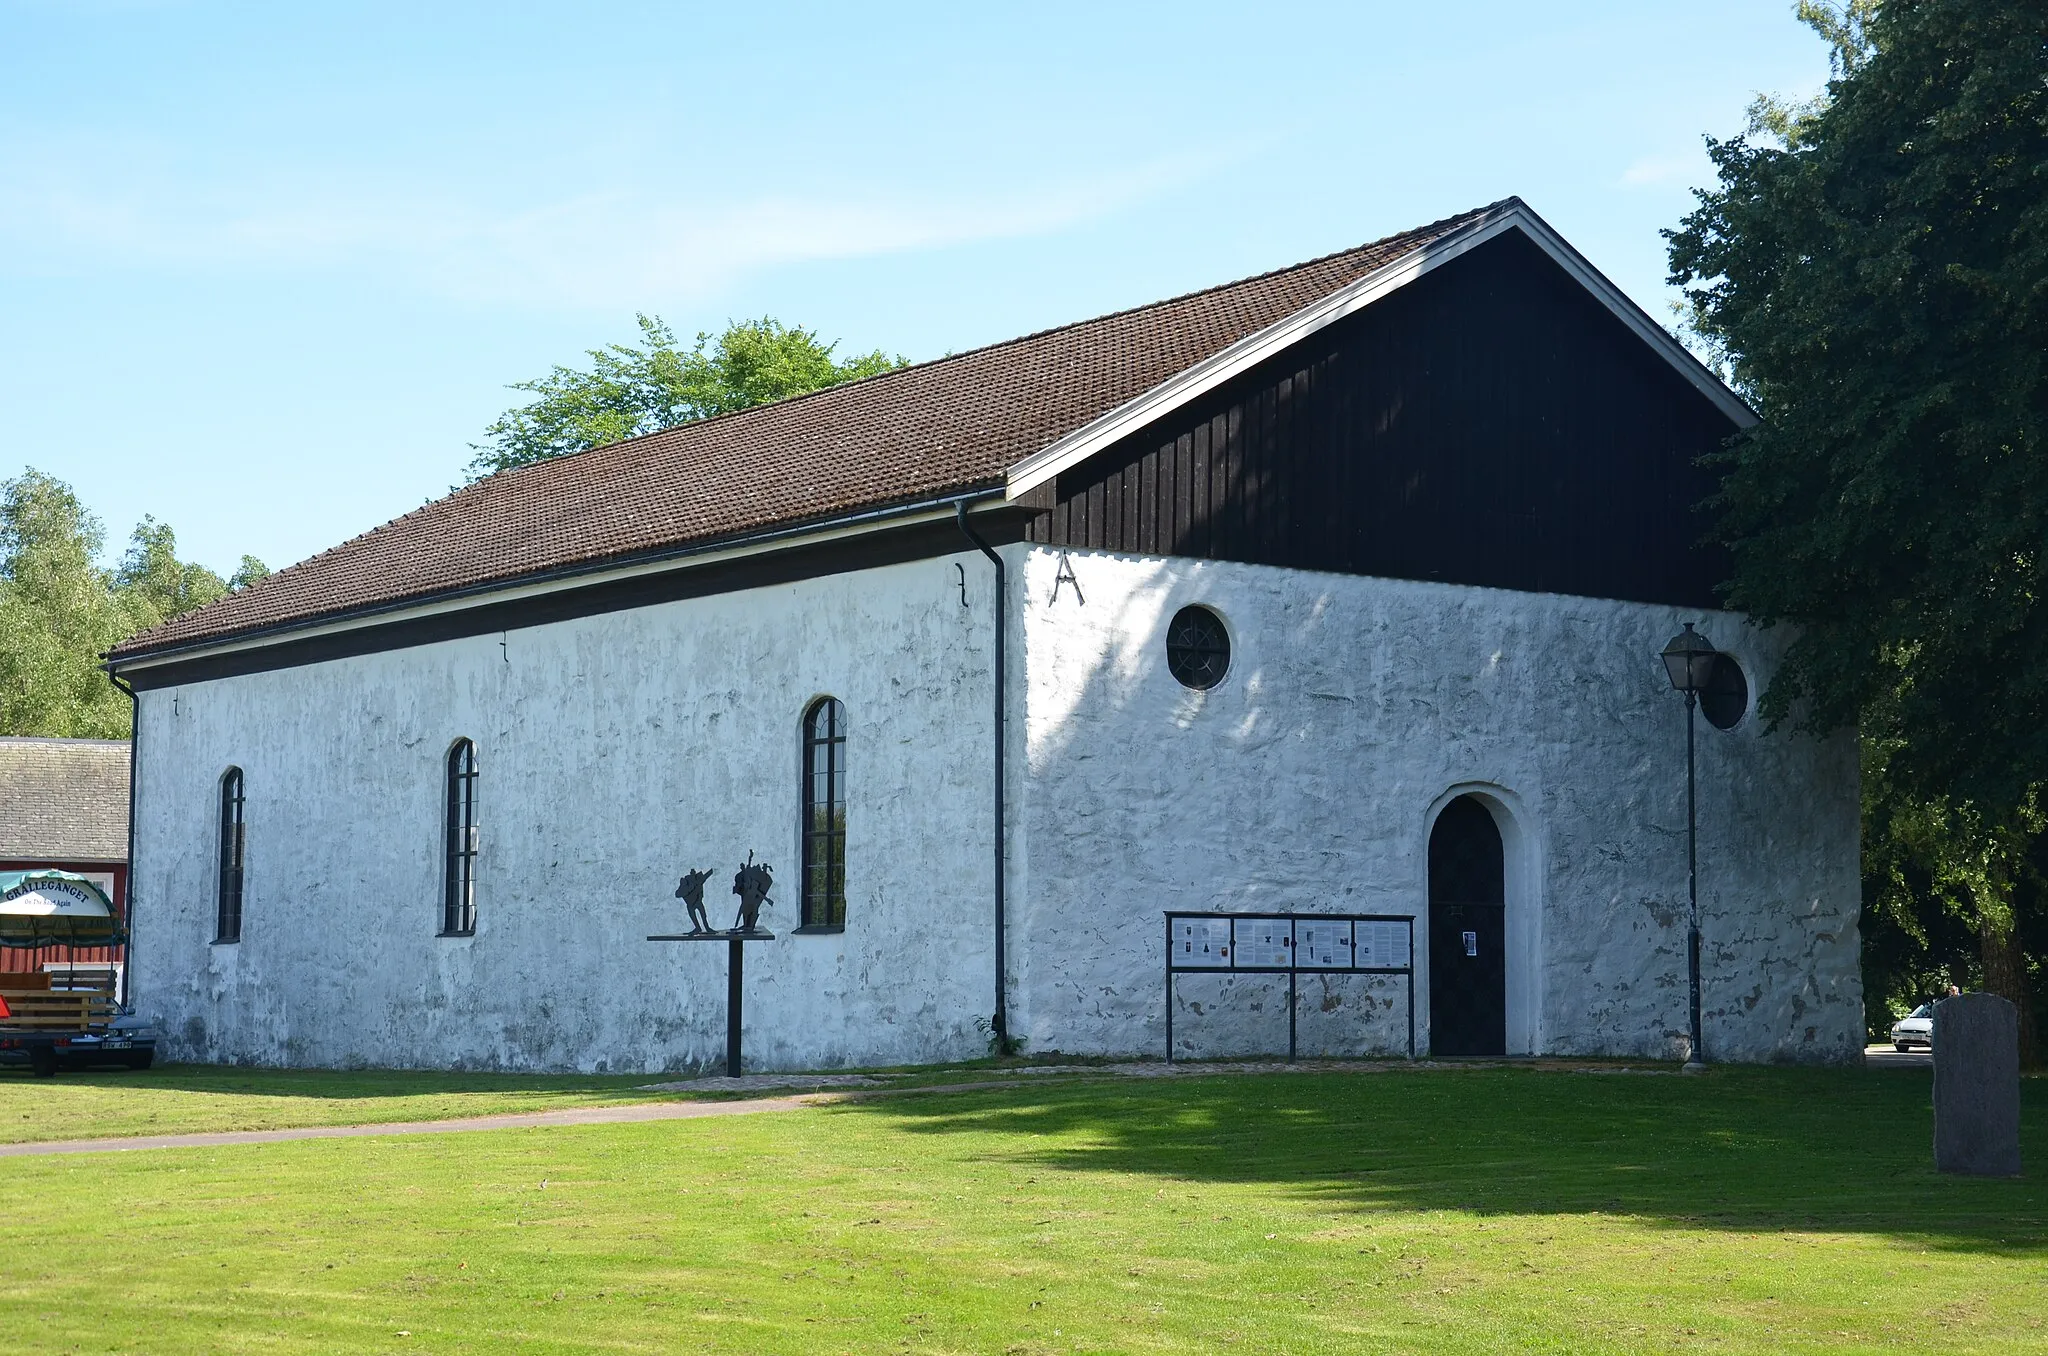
[101,1039,131,1049]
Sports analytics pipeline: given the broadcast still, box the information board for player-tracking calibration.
[1170,917,1232,968]
[1164,910,1417,1063]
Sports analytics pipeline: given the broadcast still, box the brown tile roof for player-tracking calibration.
[0,738,130,863]
[112,201,1510,660]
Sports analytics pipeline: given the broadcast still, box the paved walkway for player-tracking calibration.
[1863,1042,1933,1071]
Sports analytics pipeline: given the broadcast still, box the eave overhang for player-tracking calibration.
[105,488,1017,681]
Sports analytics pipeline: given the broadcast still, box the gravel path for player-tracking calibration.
[0,1093,826,1158]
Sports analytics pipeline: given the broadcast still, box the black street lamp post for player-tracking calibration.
[1660,622,1719,1072]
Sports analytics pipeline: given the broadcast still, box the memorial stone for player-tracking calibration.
[1932,993,2023,1177]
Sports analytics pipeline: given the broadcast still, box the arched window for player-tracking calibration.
[215,767,245,943]
[801,698,847,929]
[442,739,478,936]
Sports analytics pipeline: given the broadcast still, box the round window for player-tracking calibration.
[1700,653,1748,731]
[1165,606,1230,690]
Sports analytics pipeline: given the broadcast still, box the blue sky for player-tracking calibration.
[1,2,1829,576]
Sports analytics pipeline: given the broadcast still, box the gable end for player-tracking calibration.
[1024,229,1740,609]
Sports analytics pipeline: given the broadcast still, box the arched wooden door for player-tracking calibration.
[1428,795,1506,1056]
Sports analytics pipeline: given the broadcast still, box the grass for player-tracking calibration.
[0,1064,2042,1353]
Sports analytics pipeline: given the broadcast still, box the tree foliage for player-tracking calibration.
[465,316,906,480]
[1670,0,2047,805]
[117,516,231,621]
[1668,0,2048,1053]
[0,471,136,738]
[0,469,265,739]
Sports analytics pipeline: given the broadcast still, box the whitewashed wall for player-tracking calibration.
[1007,547,1863,1065]
[131,541,1862,1073]
[131,551,1002,1072]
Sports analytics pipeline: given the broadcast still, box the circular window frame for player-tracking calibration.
[1699,653,1749,731]
[1165,605,1231,691]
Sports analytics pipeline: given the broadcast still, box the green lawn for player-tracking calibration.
[0,1065,2041,1354]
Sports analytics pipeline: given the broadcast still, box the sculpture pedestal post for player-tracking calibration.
[647,930,775,1079]
[726,934,743,1076]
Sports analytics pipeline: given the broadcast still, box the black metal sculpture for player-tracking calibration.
[732,854,773,935]
[674,867,716,935]
[650,855,780,1077]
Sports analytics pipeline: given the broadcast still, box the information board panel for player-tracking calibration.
[1296,921,1353,968]
[1234,918,1293,968]
[1171,917,1232,968]
[1356,921,1411,969]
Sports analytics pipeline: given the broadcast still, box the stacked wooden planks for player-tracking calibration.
[0,971,117,1031]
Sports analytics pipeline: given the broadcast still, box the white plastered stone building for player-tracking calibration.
[109,199,1863,1072]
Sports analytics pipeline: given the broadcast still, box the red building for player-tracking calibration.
[0,737,129,980]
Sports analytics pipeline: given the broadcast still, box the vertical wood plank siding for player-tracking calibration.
[1026,232,1736,609]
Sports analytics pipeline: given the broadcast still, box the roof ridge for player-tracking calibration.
[908,197,1520,363]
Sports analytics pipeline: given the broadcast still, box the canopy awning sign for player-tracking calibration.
[0,871,123,948]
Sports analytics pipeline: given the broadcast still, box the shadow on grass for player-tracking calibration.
[835,1063,2048,1254]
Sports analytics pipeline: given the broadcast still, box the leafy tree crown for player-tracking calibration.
[465,316,905,481]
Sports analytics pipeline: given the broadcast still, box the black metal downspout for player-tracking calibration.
[108,669,139,1013]
[954,503,1011,1055]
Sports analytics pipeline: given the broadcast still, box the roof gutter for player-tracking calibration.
[954,501,1011,1057]
[106,669,139,1014]
[107,485,1008,675]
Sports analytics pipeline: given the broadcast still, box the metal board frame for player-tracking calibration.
[1164,911,1416,1062]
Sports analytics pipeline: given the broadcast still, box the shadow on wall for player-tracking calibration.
[1019,550,1473,1061]
[827,1066,2047,1252]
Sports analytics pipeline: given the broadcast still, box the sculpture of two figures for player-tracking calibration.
[675,853,774,935]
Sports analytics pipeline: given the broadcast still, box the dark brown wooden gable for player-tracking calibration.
[1024,229,1738,609]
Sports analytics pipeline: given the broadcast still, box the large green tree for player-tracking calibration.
[0,469,266,739]
[0,471,136,737]
[1668,0,2047,1054]
[465,316,906,480]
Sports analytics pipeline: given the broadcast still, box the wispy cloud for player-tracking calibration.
[0,136,1220,307]
[1618,148,1708,189]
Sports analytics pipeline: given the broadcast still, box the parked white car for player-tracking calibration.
[1891,1003,1934,1051]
